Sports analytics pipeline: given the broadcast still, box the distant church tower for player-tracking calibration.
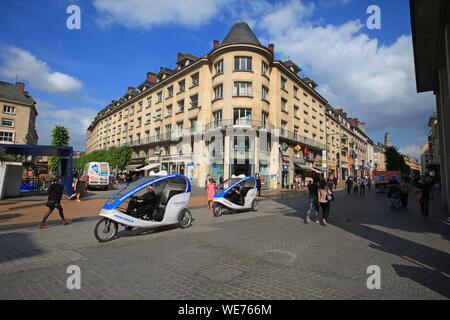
[384,132,393,147]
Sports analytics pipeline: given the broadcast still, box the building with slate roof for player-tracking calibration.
[0,80,38,144]
[86,22,371,189]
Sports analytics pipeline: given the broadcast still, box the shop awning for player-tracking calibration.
[140,163,160,171]
[125,164,144,171]
[295,163,323,174]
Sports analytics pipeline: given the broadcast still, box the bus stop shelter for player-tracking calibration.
[0,144,74,195]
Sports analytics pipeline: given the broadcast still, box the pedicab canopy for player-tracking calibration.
[215,175,256,197]
[103,172,191,210]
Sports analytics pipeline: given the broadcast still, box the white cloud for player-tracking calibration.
[36,100,97,150]
[93,0,226,29]
[0,47,82,94]
[399,144,421,159]
[245,0,434,137]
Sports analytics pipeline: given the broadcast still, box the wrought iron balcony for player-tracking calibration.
[205,119,274,131]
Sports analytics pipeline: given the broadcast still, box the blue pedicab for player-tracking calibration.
[94,172,192,242]
[212,175,259,217]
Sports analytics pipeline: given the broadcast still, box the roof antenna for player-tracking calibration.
[15,74,19,82]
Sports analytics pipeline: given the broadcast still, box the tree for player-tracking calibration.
[0,147,7,164]
[49,125,70,173]
[385,146,411,175]
[0,146,15,164]
[73,145,132,171]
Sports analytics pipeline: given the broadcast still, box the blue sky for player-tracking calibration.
[0,0,434,157]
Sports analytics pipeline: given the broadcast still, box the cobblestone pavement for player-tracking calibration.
[0,189,449,300]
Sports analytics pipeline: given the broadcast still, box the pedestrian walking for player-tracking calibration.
[345,177,353,195]
[39,176,71,229]
[353,177,359,195]
[318,179,333,226]
[69,172,82,201]
[359,177,366,196]
[206,178,216,209]
[305,179,320,224]
[255,173,262,197]
[415,175,431,216]
[399,176,410,208]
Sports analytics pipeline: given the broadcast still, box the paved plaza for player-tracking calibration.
[0,189,449,300]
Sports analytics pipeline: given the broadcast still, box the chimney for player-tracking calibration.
[358,122,366,132]
[268,43,275,54]
[343,112,347,119]
[213,40,219,49]
[15,82,25,93]
[177,52,185,61]
[128,86,134,94]
[147,72,156,83]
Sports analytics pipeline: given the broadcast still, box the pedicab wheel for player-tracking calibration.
[94,218,118,242]
[251,200,259,212]
[212,204,223,217]
[179,209,192,229]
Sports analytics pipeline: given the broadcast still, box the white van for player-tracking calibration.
[83,162,110,190]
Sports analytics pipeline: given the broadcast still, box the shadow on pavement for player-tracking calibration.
[392,264,450,298]
[0,213,23,221]
[0,232,45,262]
[269,189,450,298]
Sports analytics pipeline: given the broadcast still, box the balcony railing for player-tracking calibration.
[205,119,275,131]
[279,129,326,151]
[112,121,326,152]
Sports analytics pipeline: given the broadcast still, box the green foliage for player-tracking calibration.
[74,145,132,171]
[49,125,71,173]
[0,147,14,163]
[385,146,411,175]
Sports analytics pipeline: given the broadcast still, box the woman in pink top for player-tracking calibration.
[206,178,216,209]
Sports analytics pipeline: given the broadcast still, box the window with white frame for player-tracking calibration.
[3,105,16,114]
[214,60,224,75]
[213,110,222,127]
[262,61,269,75]
[1,118,14,127]
[214,84,223,100]
[233,108,252,126]
[0,131,14,142]
[281,98,287,112]
[167,86,174,98]
[166,104,172,116]
[281,121,288,136]
[147,97,152,108]
[262,86,269,100]
[191,73,199,86]
[233,81,253,97]
[234,56,252,71]
[178,80,185,92]
[294,105,300,118]
[281,77,287,90]
[177,99,185,113]
[190,94,199,108]
[157,91,163,103]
